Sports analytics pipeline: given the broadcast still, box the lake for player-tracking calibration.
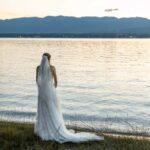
[0,38,150,134]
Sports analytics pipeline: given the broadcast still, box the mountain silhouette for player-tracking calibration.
[0,16,150,36]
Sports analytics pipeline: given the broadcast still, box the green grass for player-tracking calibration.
[0,121,149,150]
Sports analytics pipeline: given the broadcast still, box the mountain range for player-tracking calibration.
[0,16,150,37]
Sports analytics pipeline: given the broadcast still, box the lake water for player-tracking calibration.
[0,38,150,134]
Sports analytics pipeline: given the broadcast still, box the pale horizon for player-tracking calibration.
[0,0,150,19]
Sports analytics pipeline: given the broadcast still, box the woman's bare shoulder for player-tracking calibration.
[36,65,40,71]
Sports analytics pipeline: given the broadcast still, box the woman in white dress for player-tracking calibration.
[34,53,104,143]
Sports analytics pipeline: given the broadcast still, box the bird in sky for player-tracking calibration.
[105,8,119,12]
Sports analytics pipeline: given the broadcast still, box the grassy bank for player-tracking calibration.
[0,121,150,150]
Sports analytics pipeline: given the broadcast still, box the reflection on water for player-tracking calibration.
[0,38,150,133]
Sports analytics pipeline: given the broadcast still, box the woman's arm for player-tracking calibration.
[51,66,57,88]
[36,66,40,83]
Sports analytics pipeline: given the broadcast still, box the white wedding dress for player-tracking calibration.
[34,55,104,143]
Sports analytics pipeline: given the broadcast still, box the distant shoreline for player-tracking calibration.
[0,33,150,38]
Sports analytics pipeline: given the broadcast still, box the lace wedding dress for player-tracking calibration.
[34,55,104,143]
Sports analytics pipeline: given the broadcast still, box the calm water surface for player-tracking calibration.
[0,38,150,133]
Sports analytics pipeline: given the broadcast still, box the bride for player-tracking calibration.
[34,53,104,143]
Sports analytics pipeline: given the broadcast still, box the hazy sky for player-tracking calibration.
[0,0,150,19]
